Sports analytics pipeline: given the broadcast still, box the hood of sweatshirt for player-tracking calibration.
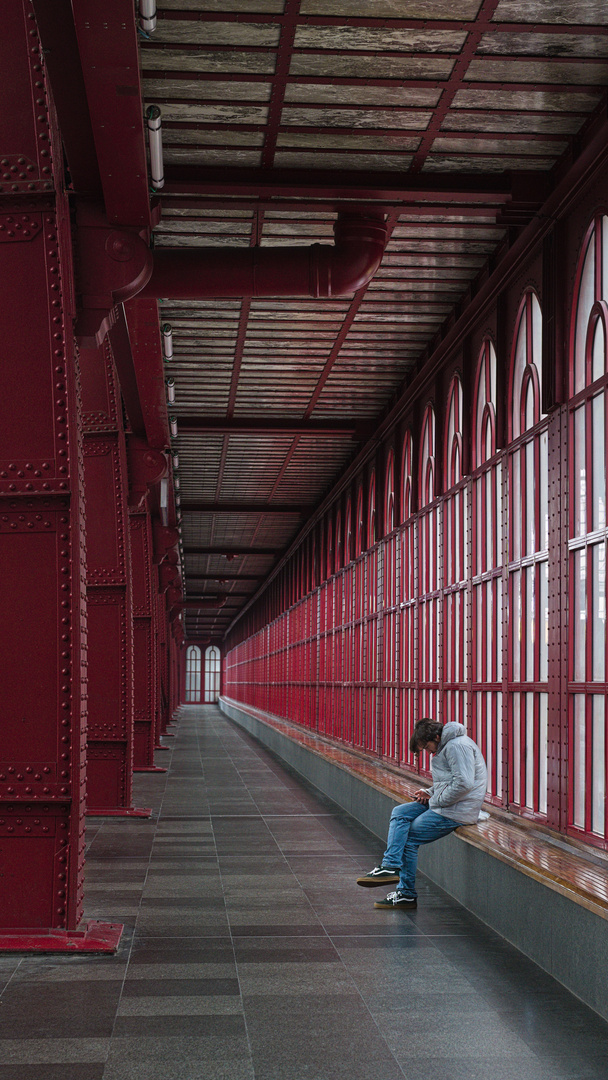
[438,722,466,748]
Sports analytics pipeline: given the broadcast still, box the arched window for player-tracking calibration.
[572,215,608,396]
[508,290,549,820]
[335,508,343,572]
[510,291,544,442]
[400,427,415,765]
[474,339,497,468]
[419,404,435,509]
[355,484,364,558]
[384,450,395,535]
[443,376,467,726]
[326,516,334,579]
[185,645,201,703]
[417,404,439,727]
[368,469,376,546]
[344,496,352,565]
[568,214,608,843]
[382,448,397,761]
[471,339,503,801]
[444,375,463,491]
[204,646,221,703]
[400,429,413,524]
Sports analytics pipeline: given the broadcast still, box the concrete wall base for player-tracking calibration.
[220,697,608,1021]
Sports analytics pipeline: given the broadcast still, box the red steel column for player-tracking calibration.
[130,509,160,769]
[0,1,118,945]
[127,439,168,771]
[80,341,148,816]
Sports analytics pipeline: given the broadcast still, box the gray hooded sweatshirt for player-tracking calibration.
[426,722,487,825]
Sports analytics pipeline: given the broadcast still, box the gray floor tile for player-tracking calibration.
[1,707,606,1080]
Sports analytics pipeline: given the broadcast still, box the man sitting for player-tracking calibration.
[357,719,487,909]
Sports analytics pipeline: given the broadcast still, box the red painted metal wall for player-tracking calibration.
[224,166,608,854]
[0,1,86,928]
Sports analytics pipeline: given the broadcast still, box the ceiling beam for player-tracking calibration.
[183,547,280,557]
[180,502,309,514]
[186,574,264,582]
[174,417,368,438]
[162,167,549,208]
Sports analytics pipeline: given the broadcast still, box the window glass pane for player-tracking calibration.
[573,548,587,681]
[512,571,521,683]
[592,318,606,383]
[573,405,586,537]
[573,694,586,828]
[512,316,526,440]
[474,479,482,575]
[540,430,548,551]
[475,584,482,680]
[531,294,543,414]
[575,233,595,393]
[592,695,606,836]
[495,461,502,570]
[525,439,535,556]
[525,376,535,432]
[539,693,548,816]
[512,694,521,805]
[525,564,535,681]
[511,453,520,560]
[496,691,503,799]
[485,580,493,682]
[539,560,548,682]
[592,542,606,682]
[496,577,503,680]
[525,693,534,809]
[476,354,486,466]
[592,393,606,532]
[485,689,492,791]
[485,470,492,570]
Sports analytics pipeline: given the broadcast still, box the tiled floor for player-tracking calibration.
[1,705,607,1080]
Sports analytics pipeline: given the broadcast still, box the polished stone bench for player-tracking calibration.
[219,695,608,1021]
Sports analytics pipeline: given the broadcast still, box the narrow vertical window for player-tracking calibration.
[417,405,440,726]
[471,341,503,801]
[443,376,467,726]
[508,291,548,818]
[185,645,202,703]
[568,214,608,844]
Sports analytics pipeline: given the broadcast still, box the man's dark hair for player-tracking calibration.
[409,718,443,754]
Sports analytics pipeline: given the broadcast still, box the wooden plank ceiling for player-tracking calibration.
[140,0,608,640]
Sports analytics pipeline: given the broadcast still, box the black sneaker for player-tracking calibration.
[356,866,400,887]
[374,890,417,910]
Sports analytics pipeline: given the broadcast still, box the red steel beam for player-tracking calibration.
[175,417,363,436]
[261,0,301,169]
[183,547,281,556]
[30,0,101,195]
[123,298,170,451]
[180,502,309,514]
[162,167,534,205]
[71,0,151,229]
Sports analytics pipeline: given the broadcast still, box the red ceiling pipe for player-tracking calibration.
[139,213,387,299]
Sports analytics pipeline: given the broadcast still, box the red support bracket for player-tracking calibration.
[134,766,167,773]
[0,921,123,954]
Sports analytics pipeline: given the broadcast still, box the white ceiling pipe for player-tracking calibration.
[139,0,156,34]
[146,105,164,189]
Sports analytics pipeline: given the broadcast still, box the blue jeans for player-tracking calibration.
[382,801,460,898]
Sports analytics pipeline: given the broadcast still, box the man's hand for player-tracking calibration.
[414,789,430,803]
